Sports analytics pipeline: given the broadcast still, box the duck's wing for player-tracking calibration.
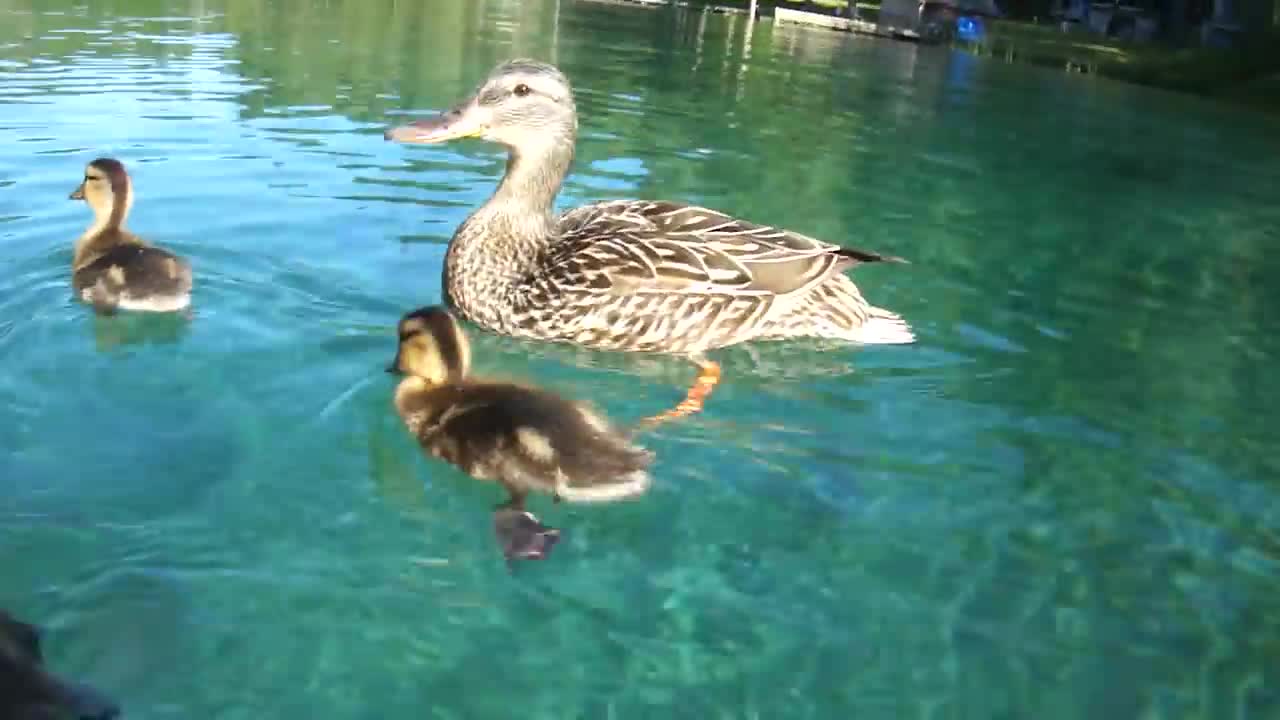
[73,243,192,308]
[553,199,902,297]
[540,201,902,349]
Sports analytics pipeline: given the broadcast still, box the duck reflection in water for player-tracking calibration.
[89,310,192,353]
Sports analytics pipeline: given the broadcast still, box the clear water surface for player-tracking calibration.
[2,0,1279,717]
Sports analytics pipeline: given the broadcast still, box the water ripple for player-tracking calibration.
[3,0,1280,718]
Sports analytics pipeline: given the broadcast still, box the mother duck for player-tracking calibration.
[385,60,914,424]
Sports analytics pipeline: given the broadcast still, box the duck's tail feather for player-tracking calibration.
[556,469,652,503]
[836,246,909,266]
[761,275,917,345]
[850,305,916,345]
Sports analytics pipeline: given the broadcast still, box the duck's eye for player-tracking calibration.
[513,83,531,97]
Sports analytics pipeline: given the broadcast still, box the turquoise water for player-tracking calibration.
[4,0,1280,717]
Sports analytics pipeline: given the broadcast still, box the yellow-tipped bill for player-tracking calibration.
[384,101,489,144]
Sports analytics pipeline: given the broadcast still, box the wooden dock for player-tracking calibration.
[580,0,754,15]
[774,6,923,41]
[577,0,924,42]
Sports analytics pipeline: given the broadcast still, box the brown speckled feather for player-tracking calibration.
[449,196,913,352]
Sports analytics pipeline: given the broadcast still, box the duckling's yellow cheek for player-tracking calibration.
[515,427,555,463]
[107,266,126,286]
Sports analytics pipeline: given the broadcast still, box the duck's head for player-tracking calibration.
[384,59,577,154]
[70,157,132,228]
[386,306,472,385]
[1,610,121,719]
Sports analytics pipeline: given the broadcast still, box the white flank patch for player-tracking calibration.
[116,292,192,313]
[556,469,652,503]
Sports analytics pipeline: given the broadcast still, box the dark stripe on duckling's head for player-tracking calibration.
[393,306,472,383]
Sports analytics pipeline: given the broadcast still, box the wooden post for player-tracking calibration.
[552,0,560,63]
[748,0,758,20]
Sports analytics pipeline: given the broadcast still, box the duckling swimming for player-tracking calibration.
[1,609,120,719]
[387,306,654,562]
[69,157,193,314]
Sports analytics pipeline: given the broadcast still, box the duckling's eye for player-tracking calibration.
[513,83,531,98]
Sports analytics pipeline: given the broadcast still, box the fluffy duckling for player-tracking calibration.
[388,306,654,560]
[1,609,120,719]
[69,158,193,314]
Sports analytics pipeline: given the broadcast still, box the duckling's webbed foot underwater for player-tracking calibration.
[493,495,560,566]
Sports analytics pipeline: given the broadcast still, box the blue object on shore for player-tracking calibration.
[957,15,984,41]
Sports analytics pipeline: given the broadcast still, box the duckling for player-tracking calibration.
[387,306,654,561]
[1,609,120,719]
[69,157,193,314]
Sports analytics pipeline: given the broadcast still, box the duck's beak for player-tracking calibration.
[385,353,401,374]
[384,99,490,144]
[69,183,85,200]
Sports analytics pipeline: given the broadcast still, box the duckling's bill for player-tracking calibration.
[385,103,489,144]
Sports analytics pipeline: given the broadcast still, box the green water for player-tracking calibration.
[3,0,1279,717]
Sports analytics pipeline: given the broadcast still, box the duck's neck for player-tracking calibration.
[491,138,573,214]
[74,198,130,268]
[445,138,574,328]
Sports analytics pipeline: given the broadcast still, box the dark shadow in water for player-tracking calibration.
[35,571,195,716]
[0,609,120,720]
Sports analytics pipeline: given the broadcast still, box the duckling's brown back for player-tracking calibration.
[410,381,652,489]
[73,241,193,296]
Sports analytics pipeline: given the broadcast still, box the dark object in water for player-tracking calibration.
[1,609,121,719]
[493,506,561,566]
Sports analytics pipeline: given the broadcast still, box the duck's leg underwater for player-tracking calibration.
[493,492,560,567]
[639,355,722,428]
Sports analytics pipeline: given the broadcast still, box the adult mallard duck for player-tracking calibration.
[387,305,654,563]
[69,157,193,314]
[385,60,914,424]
